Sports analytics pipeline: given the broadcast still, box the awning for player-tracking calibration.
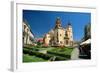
[80,39,91,45]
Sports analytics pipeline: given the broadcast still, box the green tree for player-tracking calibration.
[84,23,91,41]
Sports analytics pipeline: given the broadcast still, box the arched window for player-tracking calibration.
[24,25,26,30]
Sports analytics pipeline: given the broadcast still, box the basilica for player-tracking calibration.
[43,17,73,47]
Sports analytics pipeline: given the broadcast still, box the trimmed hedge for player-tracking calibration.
[23,48,68,61]
[47,48,73,59]
[23,48,52,60]
[23,47,39,51]
[47,51,71,59]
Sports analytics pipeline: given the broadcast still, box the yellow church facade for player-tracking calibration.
[43,17,73,47]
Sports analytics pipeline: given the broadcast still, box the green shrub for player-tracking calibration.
[47,48,73,59]
[47,51,71,59]
[23,48,72,61]
[23,48,30,54]
[23,48,52,60]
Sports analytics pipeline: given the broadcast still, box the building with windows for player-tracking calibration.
[43,17,73,47]
[23,20,34,45]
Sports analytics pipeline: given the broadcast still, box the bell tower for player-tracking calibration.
[53,17,65,46]
[55,17,61,28]
[65,22,73,46]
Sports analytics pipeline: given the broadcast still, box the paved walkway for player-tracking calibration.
[71,47,80,60]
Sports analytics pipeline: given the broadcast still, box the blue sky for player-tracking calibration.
[23,10,91,41]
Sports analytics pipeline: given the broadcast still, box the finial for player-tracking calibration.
[56,17,61,24]
[57,17,60,19]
